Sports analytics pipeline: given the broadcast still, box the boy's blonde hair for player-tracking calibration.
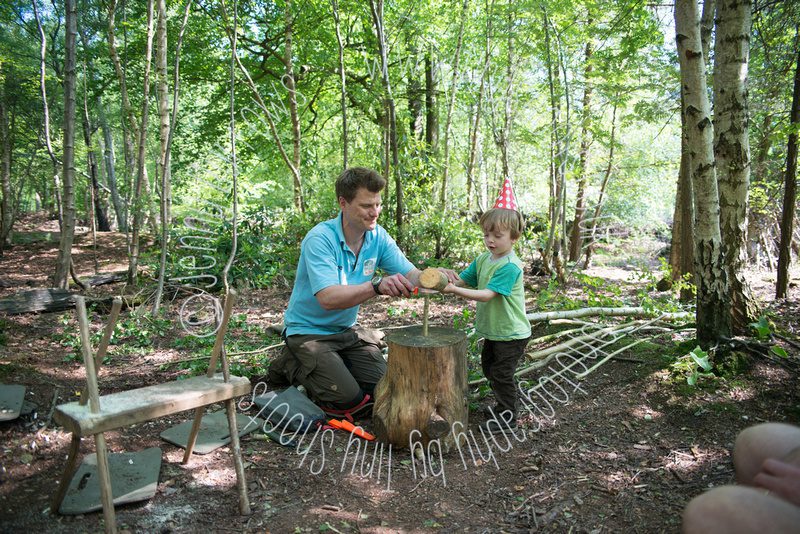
[479,208,525,239]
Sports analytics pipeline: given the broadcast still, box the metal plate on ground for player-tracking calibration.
[0,384,26,422]
[59,447,162,515]
[160,411,264,454]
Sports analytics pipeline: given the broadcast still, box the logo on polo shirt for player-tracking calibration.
[363,258,376,276]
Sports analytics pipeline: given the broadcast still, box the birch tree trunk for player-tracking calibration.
[439,0,468,209]
[776,47,800,298]
[583,102,617,269]
[152,0,191,315]
[675,0,731,344]
[284,0,305,212]
[0,89,13,250]
[370,0,403,240]
[54,0,78,288]
[331,0,348,170]
[465,7,493,212]
[569,16,594,263]
[33,0,62,229]
[714,0,758,331]
[126,0,155,286]
[108,0,138,229]
[97,102,125,230]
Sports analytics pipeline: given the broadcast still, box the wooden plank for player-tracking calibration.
[54,375,251,436]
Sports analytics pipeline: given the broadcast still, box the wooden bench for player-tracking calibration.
[51,292,251,533]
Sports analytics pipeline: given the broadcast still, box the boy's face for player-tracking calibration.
[482,226,517,258]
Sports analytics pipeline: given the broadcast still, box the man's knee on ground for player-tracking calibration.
[683,486,754,533]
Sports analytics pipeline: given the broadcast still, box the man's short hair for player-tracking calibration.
[335,167,387,202]
[479,208,526,240]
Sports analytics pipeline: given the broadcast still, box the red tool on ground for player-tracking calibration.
[327,419,375,441]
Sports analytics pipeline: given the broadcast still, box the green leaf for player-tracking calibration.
[689,347,713,371]
[771,346,789,358]
[687,371,698,386]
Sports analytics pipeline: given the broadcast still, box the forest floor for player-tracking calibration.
[1,213,799,533]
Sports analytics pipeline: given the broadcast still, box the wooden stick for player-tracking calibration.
[76,297,116,533]
[183,290,237,463]
[225,398,251,515]
[422,295,430,336]
[51,434,81,513]
[526,307,691,323]
[80,298,122,406]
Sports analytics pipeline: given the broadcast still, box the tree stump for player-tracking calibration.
[372,326,468,450]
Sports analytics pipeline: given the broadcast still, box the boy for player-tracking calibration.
[442,179,531,433]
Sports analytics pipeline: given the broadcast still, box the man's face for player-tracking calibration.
[339,188,382,233]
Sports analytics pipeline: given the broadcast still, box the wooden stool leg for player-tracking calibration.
[51,434,81,513]
[182,407,206,463]
[94,433,117,534]
[225,398,251,515]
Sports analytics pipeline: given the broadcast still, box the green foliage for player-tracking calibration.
[0,318,7,347]
[671,346,716,387]
[167,313,279,378]
[55,310,172,363]
[749,316,772,341]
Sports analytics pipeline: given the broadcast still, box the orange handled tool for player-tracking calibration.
[327,419,375,441]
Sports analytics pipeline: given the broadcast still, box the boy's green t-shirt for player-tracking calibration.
[460,251,531,341]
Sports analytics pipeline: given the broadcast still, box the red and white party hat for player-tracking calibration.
[493,177,518,211]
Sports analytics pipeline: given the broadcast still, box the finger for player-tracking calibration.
[762,459,800,477]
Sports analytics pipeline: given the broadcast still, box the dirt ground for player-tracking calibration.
[1,214,798,533]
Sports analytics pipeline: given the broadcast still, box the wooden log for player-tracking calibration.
[419,268,448,290]
[372,326,468,451]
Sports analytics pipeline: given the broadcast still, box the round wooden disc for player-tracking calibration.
[385,325,466,348]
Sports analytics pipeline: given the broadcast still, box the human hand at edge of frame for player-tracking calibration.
[379,273,416,297]
[753,458,800,507]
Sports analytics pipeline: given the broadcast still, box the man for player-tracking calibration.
[682,422,800,533]
[269,167,458,416]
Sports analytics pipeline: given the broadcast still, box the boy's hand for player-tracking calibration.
[441,283,456,294]
[437,268,460,284]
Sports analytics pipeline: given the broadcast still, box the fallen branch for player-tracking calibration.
[774,332,800,351]
[526,307,691,323]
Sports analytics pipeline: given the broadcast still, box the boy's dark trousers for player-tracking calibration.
[481,337,531,420]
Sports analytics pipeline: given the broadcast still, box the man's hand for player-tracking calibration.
[753,458,800,506]
[378,273,416,297]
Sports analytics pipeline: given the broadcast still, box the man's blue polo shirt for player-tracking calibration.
[284,212,414,336]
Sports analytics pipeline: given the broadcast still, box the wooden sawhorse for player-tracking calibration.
[52,292,251,533]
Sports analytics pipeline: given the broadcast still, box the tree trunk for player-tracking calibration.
[714,0,758,331]
[0,81,13,250]
[284,0,305,212]
[776,47,800,298]
[108,0,139,230]
[370,0,403,242]
[569,25,594,263]
[97,102,125,230]
[583,102,618,269]
[372,326,468,451]
[466,9,493,212]
[153,0,170,314]
[425,51,438,156]
[32,0,62,228]
[675,0,731,345]
[153,0,191,315]
[126,0,155,287]
[54,0,78,289]
[439,0,468,210]
[331,0,348,170]
[80,65,111,233]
